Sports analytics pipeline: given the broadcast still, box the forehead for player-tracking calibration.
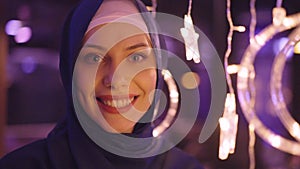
[84,22,150,49]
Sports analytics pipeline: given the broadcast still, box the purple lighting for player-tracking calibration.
[21,56,36,74]
[5,20,22,36]
[14,27,32,43]
[273,37,293,59]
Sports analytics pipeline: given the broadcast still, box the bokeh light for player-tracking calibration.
[181,72,200,89]
[5,20,22,36]
[14,26,32,43]
[21,56,36,74]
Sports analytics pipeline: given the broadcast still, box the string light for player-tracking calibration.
[237,1,300,155]
[248,123,256,169]
[180,0,201,63]
[218,0,245,160]
[270,26,300,142]
[153,69,179,137]
[248,0,257,168]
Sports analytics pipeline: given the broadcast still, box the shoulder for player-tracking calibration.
[0,139,50,169]
[162,147,204,169]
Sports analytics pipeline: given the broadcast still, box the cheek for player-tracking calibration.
[135,69,157,93]
[72,64,100,119]
[73,64,96,92]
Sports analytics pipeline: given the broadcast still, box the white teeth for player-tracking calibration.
[112,100,117,107]
[117,100,122,107]
[102,98,134,108]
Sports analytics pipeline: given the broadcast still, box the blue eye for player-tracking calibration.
[128,53,146,62]
[84,53,103,64]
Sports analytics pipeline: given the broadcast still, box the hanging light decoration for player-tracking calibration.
[219,93,238,160]
[247,0,257,168]
[270,26,300,142]
[152,69,179,137]
[237,0,300,155]
[218,0,245,160]
[180,0,201,63]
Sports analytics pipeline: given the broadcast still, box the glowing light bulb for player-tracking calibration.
[249,123,255,132]
[255,34,266,46]
[294,41,300,54]
[238,67,249,79]
[270,135,281,148]
[272,7,286,26]
[234,26,246,32]
[152,129,160,137]
[162,69,172,79]
[292,122,300,139]
[227,64,240,74]
[170,90,179,98]
[283,18,295,28]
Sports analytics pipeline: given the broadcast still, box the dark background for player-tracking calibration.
[1,0,300,168]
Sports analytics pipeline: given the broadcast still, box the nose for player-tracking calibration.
[102,59,129,90]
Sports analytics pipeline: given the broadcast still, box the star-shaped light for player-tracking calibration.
[219,93,238,160]
[180,14,201,63]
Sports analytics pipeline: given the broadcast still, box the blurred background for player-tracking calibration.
[0,0,300,168]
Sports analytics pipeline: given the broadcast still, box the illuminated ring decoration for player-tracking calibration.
[270,26,300,142]
[237,12,300,155]
[153,69,179,137]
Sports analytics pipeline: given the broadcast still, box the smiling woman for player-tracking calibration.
[74,24,157,133]
[0,0,204,168]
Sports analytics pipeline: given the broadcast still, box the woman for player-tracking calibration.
[0,0,203,168]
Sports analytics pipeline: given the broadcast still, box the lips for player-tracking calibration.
[96,95,137,114]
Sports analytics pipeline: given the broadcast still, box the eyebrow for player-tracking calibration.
[84,44,106,51]
[84,42,150,52]
[125,42,150,51]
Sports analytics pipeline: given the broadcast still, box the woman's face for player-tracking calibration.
[73,23,157,133]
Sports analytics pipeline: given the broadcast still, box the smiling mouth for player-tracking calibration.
[96,95,137,113]
[99,97,134,108]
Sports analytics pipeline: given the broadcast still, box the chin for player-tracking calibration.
[100,114,137,133]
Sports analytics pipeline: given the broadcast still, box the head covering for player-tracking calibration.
[85,0,149,35]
